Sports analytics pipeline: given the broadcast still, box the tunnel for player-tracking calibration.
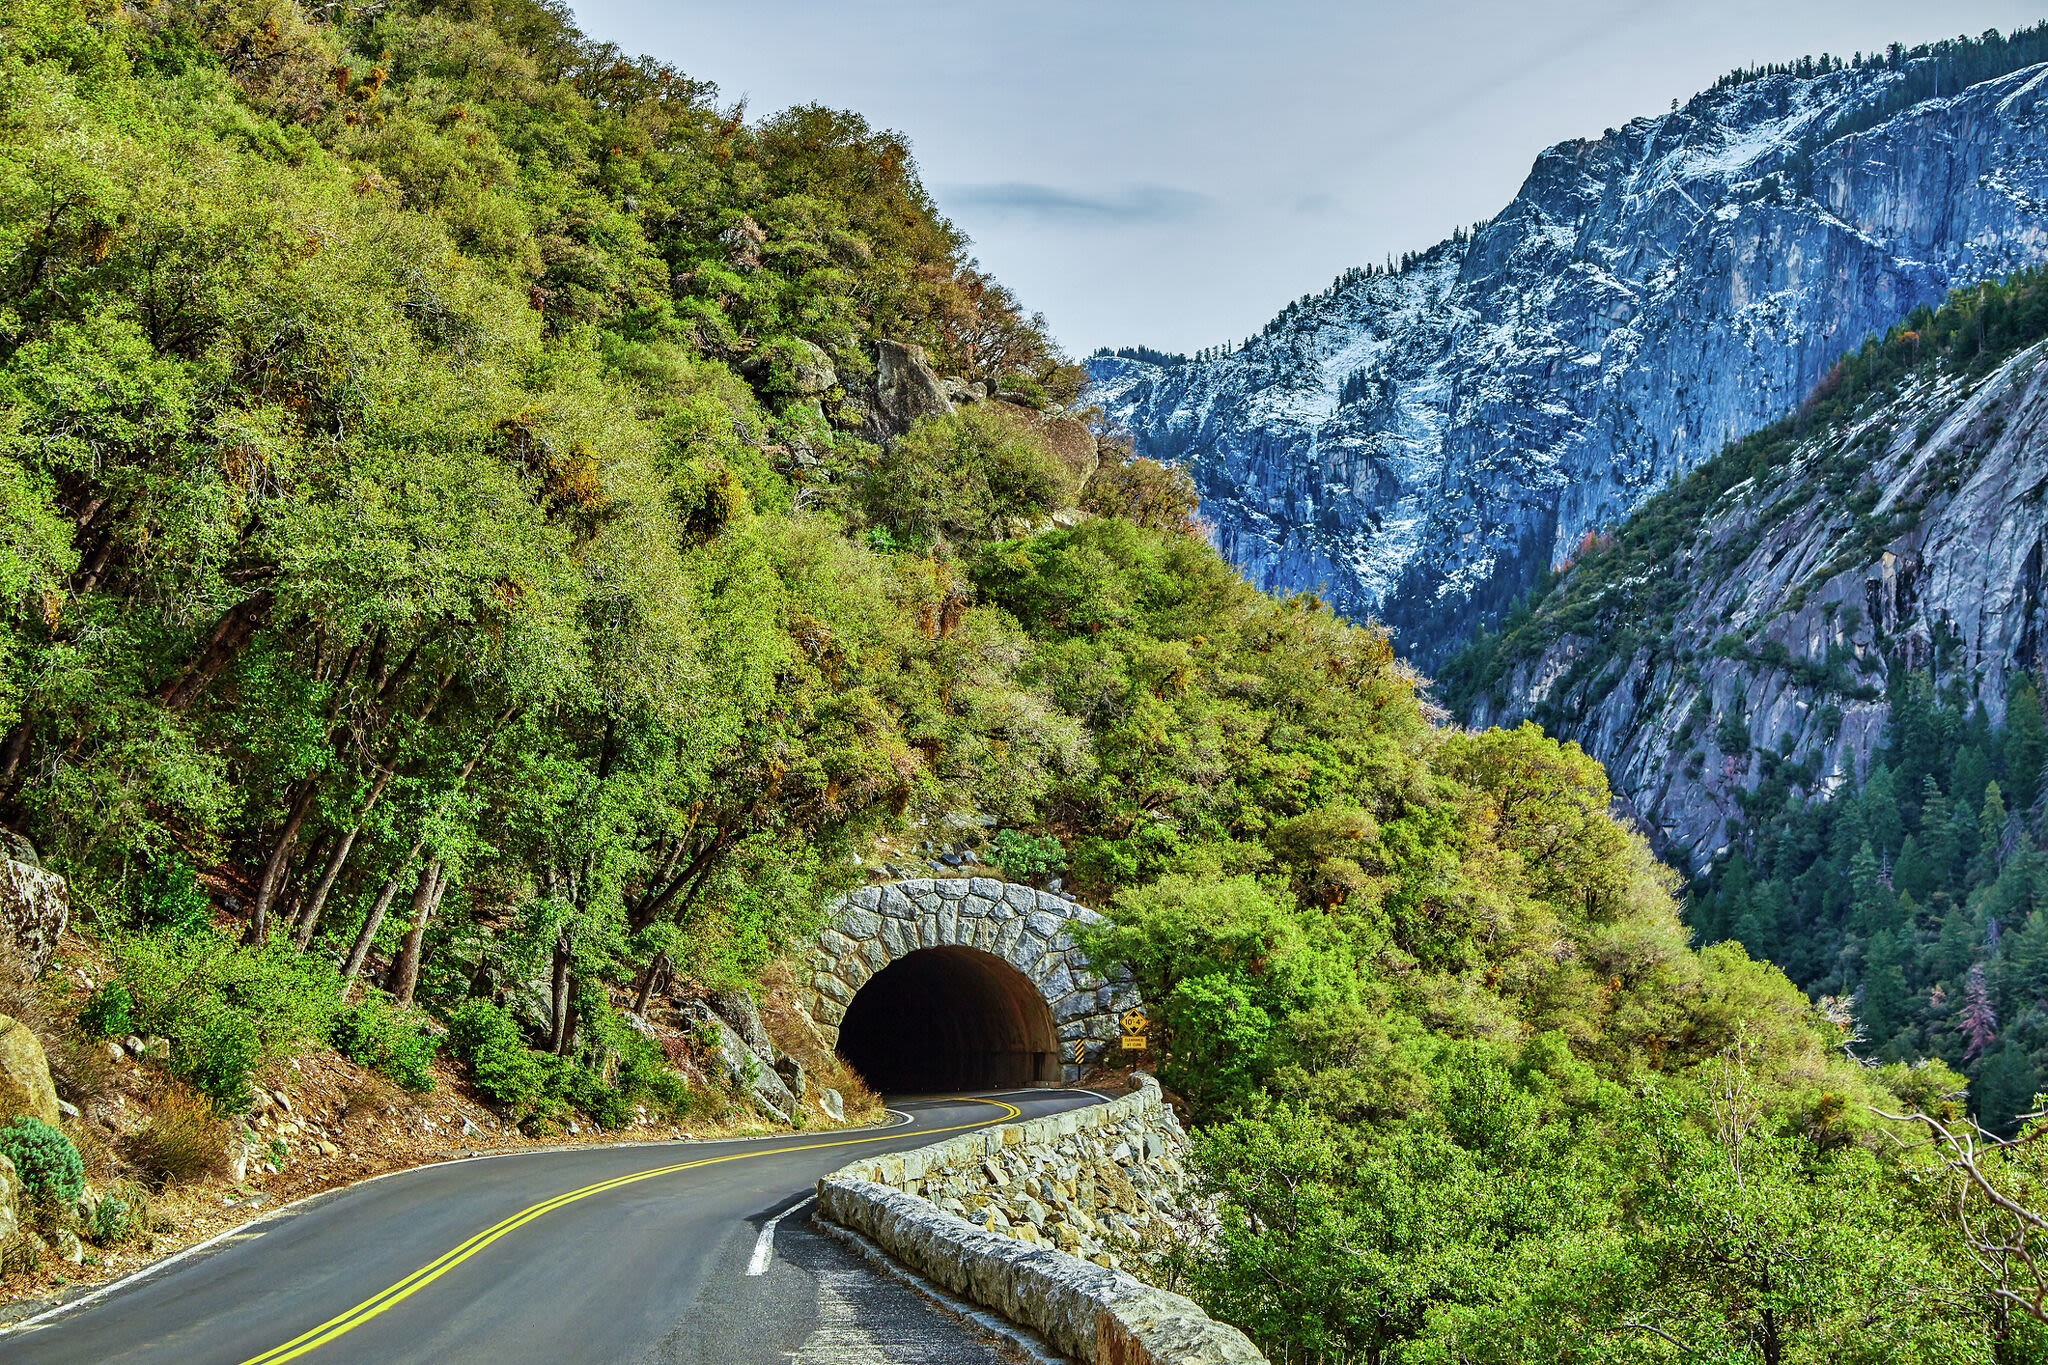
[835,945,1063,1092]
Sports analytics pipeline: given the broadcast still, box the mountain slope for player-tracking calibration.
[1093,33,2048,664]
[1439,274,2048,870]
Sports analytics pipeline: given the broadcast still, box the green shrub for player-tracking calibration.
[82,1181,151,1246]
[128,857,211,935]
[990,830,1065,885]
[77,982,134,1039]
[0,1116,84,1206]
[602,1013,697,1123]
[331,996,438,1094]
[447,1000,543,1109]
[174,1010,261,1111]
[114,929,347,1112]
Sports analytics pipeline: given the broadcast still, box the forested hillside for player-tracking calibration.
[1441,271,2048,1125]
[3,1,2047,1359]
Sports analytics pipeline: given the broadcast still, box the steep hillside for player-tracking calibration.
[1441,274,2048,871]
[1093,31,2048,664]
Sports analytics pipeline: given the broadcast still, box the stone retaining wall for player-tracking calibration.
[816,1078,1264,1364]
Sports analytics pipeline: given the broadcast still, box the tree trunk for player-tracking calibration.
[389,857,446,1008]
[631,950,671,1014]
[626,829,729,932]
[246,781,319,943]
[292,767,394,951]
[159,589,275,711]
[548,925,576,1055]
[0,722,29,787]
[342,860,414,987]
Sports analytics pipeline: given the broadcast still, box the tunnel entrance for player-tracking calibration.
[836,945,1062,1092]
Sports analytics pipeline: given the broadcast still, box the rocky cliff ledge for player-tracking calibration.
[1456,339,2048,870]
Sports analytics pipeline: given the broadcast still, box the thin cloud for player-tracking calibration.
[942,182,1212,225]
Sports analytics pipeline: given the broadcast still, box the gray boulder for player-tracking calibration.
[708,989,773,1057]
[0,837,66,976]
[0,1015,59,1126]
[872,340,953,436]
[680,1002,796,1121]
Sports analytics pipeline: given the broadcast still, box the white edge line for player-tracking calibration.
[4,1109,917,1333]
[745,1194,815,1276]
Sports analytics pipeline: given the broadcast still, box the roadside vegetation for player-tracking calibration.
[1,0,2046,1357]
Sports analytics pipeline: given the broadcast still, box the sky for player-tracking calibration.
[569,1,2047,356]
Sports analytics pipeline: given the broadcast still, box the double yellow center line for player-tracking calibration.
[239,1097,1022,1364]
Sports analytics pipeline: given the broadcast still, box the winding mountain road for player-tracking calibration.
[1,1090,1099,1364]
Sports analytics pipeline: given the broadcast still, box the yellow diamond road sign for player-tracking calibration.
[1120,1007,1149,1035]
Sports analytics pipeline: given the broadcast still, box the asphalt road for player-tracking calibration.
[1,1090,1100,1365]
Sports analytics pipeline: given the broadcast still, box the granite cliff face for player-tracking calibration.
[1450,337,2048,872]
[1092,55,2048,665]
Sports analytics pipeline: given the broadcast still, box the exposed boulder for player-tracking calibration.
[1040,416,1099,490]
[0,829,37,868]
[0,1153,16,1243]
[708,989,773,1057]
[741,338,837,397]
[870,340,953,437]
[977,403,1100,498]
[0,1015,61,1126]
[938,376,986,405]
[773,1051,807,1098]
[0,837,67,976]
[818,1087,845,1122]
[679,1002,796,1120]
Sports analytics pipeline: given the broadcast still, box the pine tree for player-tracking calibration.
[1920,776,1960,892]
[2006,910,2048,1010]
[1973,1041,2040,1138]
[2007,673,2047,811]
[1850,839,1896,935]
[1935,896,1977,981]
[1861,929,1913,1049]
[1861,764,1903,856]
[1970,783,2008,888]
[1893,833,1933,904]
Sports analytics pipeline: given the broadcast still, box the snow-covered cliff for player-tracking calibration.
[1092,55,2048,665]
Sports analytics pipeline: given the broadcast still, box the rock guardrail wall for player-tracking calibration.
[815,1078,1264,1364]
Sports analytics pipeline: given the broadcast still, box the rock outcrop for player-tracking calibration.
[0,1014,61,1127]
[0,837,67,976]
[1093,52,2048,666]
[1454,339,2048,869]
[869,340,954,438]
[0,1153,17,1243]
[676,1000,799,1121]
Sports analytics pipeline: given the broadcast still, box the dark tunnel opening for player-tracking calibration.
[836,946,1063,1092]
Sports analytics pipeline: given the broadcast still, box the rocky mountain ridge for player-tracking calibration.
[1092,45,2048,664]
[1444,319,2048,871]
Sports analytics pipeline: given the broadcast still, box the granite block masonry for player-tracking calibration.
[795,878,1142,1084]
[816,1076,1263,1364]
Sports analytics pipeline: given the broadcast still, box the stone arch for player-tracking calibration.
[796,877,1138,1087]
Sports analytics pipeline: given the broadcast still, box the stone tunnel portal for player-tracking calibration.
[835,945,1063,1092]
